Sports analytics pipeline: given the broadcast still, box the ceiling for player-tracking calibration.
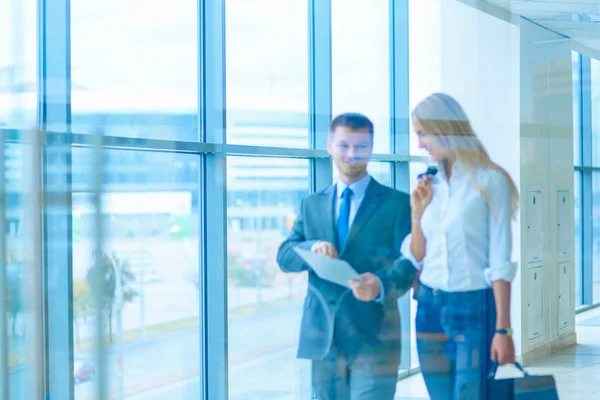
[484,0,600,51]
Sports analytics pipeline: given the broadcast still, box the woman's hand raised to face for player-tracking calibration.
[411,177,434,219]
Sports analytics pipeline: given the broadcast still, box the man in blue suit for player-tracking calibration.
[277,113,415,400]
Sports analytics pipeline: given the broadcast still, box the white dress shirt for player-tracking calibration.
[400,162,517,292]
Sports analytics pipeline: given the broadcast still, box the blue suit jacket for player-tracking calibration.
[276,179,415,363]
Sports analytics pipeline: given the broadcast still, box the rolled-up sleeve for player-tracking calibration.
[400,233,422,270]
[484,171,517,284]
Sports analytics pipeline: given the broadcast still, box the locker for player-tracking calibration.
[558,262,572,332]
[527,268,544,340]
[557,191,571,259]
[526,190,543,264]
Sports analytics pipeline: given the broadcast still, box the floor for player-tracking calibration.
[394,307,600,400]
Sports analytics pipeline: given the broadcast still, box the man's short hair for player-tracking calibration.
[329,113,374,135]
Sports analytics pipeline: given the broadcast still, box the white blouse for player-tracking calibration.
[401,162,517,292]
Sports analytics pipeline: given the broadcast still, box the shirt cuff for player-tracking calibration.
[374,276,385,302]
[484,261,518,285]
[400,234,423,270]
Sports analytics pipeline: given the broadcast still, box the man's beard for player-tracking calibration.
[339,163,366,178]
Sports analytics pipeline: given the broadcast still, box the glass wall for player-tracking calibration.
[573,52,581,165]
[1,0,40,397]
[574,54,600,309]
[226,157,310,398]
[11,0,600,397]
[331,0,390,153]
[71,149,201,399]
[575,171,582,306]
[0,0,421,399]
[70,0,198,139]
[4,142,42,399]
[0,0,37,128]
[592,58,600,304]
[225,0,308,148]
[593,173,600,304]
[573,51,583,307]
[10,0,599,397]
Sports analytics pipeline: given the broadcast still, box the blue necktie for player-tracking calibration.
[337,187,353,249]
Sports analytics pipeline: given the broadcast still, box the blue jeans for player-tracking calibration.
[414,283,511,400]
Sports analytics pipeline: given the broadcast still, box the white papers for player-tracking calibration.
[294,247,363,288]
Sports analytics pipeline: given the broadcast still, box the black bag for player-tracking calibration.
[488,362,559,399]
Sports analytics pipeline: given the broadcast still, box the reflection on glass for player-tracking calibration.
[574,172,582,306]
[332,0,390,154]
[5,142,41,399]
[333,161,392,187]
[592,59,600,165]
[408,0,442,157]
[572,51,581,165]
[72,148,201,399]
[593,173,600,304]
[0,0,37,128]
[227,157,310,398]
[368,162,392,186]
[70,0,198,139]
[408,162,427,368]
[226,0,309,147]
[594,59,600,303]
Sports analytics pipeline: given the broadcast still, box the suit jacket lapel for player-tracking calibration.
[340,179,385,256]
[319,184,338,249]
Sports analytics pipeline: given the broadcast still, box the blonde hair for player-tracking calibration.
[412,93,519,217]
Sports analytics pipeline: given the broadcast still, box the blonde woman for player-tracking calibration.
[402,93,518,399]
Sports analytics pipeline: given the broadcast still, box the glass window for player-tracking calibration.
[70,0,198,140]
[591,58,600,165]
[408,0,442,157]
[227,157,310,398]
[574,171,582,306]
[593,173,600,304]
[573,51,581,165]
[5,143,39,398]
[594,59,600,304]
[0,0,37,128]
[72,148,201,399]
[368,162,392,186]
[332,0,390,154]
[226,0,309,147]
